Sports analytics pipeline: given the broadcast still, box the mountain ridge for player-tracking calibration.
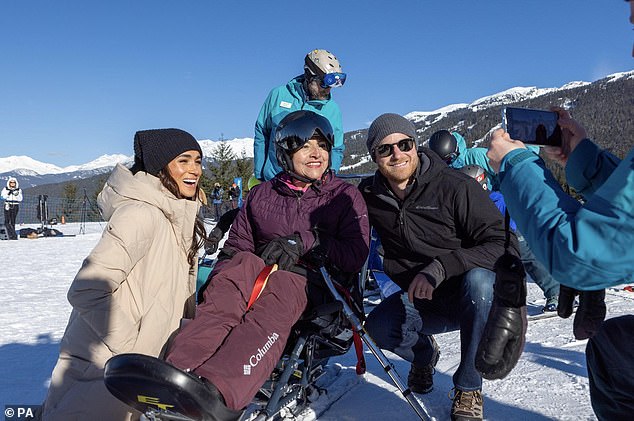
[2,70,632,196]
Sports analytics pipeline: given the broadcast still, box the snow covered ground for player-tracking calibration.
[1,222,632,420]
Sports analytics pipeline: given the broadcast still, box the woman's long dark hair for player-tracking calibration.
[158,169,206,267]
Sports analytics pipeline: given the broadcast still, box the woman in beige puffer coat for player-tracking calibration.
[40,129,207,421]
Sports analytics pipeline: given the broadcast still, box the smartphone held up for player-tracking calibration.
[502,107,562,147]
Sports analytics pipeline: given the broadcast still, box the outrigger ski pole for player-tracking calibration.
[319,267,433,421]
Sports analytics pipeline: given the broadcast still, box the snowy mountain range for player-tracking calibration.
[1,70,632,188]
[0,138,254,188]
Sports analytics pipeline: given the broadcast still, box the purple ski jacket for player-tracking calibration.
[219,171,370,274]
[165,172,370,409]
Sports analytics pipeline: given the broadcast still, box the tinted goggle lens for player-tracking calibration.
[320,72,347,88]
[283,134,332,152]
[374,138,415,158]
[276,116,334,151]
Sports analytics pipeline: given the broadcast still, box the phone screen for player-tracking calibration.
[503,107,562,147]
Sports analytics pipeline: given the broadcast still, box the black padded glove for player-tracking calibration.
[574,289,606,340]
[205,227,224,255]
[260,234,303,271]
[557,284,578,319]
[558,285,606,340]
[303,236,330,269]
[476,254,528,380]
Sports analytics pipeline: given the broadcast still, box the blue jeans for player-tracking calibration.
[518,233,559,299]
[586,315,634,421]
[364,268,495,391]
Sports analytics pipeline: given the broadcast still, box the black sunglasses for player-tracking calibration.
[373,138,415,158]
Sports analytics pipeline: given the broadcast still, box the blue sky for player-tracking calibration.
[1,0,632,167]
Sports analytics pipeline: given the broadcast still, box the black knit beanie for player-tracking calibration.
[132,128,203,176]
[366,113,417,160]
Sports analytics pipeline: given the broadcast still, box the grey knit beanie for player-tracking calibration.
[132,128,202,176]
[366,113,417,160]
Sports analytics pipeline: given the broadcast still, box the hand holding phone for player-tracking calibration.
[487,128,526,173]
[502,107,562,147]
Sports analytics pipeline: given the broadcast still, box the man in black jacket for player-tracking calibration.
[360,113,518,421]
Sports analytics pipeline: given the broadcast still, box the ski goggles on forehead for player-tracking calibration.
[320,72,346,88]
[373,138,415,158]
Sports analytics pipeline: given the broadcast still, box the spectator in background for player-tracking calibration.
[486,1,634,411]
[428,129,540,193]
[228,182,240,209]
[40,128,206,420]
[254,49,346,181]
[1,177,23,240]
[211,182,224,221]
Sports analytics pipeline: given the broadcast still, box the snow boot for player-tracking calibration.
[407,336,440,394]
[450,388,483,421]
[543,295,558,312]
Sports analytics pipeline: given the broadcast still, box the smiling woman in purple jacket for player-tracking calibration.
[165,110,370,418]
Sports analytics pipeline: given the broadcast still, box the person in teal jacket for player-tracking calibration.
[487,101,633,420]
[429,129,539,191]
[487,111,632,289]
[254,49,346,181]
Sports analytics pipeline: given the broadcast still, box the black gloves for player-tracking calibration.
[476,254,528,380]
[557,284,577,318]
[260,234,303,271]
[205,227,224,255]
[557,285,606,340]
[205,208,240,255]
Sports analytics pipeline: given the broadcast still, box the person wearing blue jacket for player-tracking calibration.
[487,95,634,420]
[254,49,346,181]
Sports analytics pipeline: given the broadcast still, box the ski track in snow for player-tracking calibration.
[1,221,631,420]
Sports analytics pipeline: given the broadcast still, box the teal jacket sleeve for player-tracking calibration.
[327,102,344,173]
[254,90,275,180]
[498,147,634,290]
[565,139,621,197]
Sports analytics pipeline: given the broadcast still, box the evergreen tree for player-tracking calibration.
[62,182,78,221]
[209,141,238,189]
[235,147,254,195]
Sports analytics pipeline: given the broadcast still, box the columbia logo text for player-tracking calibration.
[245,332,280,372]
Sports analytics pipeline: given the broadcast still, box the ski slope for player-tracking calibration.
[1,222,631,420]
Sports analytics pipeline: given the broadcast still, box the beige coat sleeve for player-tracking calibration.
[67,203,157,353]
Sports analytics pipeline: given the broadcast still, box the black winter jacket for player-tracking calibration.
[359,148,518,291]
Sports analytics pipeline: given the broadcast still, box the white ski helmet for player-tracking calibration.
[304,49,343,77]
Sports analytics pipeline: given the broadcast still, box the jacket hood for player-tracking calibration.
[98,164,200,249]
[6,177,18,189]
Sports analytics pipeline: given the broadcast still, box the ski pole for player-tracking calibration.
[319,267,433,421]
